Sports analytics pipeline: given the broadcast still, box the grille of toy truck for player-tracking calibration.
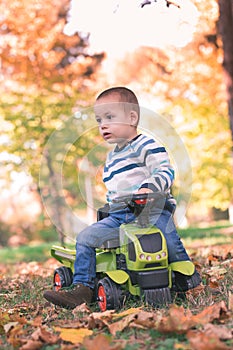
[128,232,163,263]
[137,232,162,253]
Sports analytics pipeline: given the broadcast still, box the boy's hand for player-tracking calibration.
[136,188,153,194]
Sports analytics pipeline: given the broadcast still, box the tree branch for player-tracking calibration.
[140,0,180,9]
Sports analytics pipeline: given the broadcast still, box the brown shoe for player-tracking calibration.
[43,284,93,309]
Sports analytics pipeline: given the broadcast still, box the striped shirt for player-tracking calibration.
[103,134,176,205]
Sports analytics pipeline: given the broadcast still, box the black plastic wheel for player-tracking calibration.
[97,277,123,312]
[53,266,73,291]
[143,287,171,307]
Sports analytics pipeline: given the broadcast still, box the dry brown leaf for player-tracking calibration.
[31,316,43,327]
[83,333,123,350]
[72,303,92,316]
[3,322,19,334]
[54,326,93,344]
[31,326,59,344]
[220,259,233,267]
[187,329,231,350]
[88,315,107,330]
[192,301,229,325]
[108,312,138,336]
[207,254,219,265]
[157,304,195,334]
[203,323,232,340]
[88,311,113,330]
[59,345,77,350]
[209,279,220,288]
[157,301,230,334]
[88,309,116,330]
[20,339,44,350]
[186,283,205,298]
[205,266,228,277]
[134,310,156,328]
[6,324,25,348]
[112,307,142,319]
[228,291,233,311]
[91,309,116,320]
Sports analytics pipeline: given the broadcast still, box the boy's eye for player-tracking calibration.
[106,114,113,120]
[96,118,101,124]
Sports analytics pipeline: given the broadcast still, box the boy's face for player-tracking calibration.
[94,93,138,147]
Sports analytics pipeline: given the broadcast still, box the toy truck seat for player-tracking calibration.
[97,204,121,249]
[101,238,120,249]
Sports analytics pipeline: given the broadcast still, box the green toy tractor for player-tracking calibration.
[50,193,195,311]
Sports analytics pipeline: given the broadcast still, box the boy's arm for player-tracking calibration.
[139,142,175,194]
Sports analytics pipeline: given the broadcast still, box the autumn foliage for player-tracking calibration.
[0,1,233,348]
[0,241,232,349]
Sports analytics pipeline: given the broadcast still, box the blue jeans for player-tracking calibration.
[73,208,190,288]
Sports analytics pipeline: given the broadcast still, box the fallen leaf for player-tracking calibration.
[83,333,122,350]
[112,307,142,319]
[88,310,115,330]
[133,310,156,328]
[205,267,228,277]
[59,345,77,350]
[186,283,205,298]
[72,303,92,315]
[91,309,115,320]
[157,304,195,334]
[187,329,231,350]
[203,323,232,340]
[192,301,229,325]
[228,291,233,311]
[31,316,43,327]
[54,327,93,344]
[3,322,19,334]
[209,279,220,288]
[20,339,43,350]
[0,311,11,327]
[31,326,59,344]
[6,324,25,348]
[220,259,233,267]
[207,254,219,265]
[108,312,138,336]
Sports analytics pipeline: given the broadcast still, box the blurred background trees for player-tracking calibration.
[218,0,233,143]
[0,0,105,244]
[0,0,232,246]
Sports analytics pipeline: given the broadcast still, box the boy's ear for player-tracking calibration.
[130,111,139,127]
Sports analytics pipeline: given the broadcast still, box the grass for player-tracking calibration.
[178,223,231,240]
[1,268,232,349]
[0,242,60,263]
[0,224,232,349]
[0,223,231,263]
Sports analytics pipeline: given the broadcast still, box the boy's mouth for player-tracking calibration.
[103,132,112,139]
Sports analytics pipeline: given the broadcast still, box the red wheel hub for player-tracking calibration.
[98,285,107,312]
[54,272,62,291]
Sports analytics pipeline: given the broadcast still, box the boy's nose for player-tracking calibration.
[100,121,108,128]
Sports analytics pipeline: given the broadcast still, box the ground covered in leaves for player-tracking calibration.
[0,239,232,350]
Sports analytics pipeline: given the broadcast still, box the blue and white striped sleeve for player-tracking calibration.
[139,141,175,193]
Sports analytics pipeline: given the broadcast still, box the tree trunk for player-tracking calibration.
[44,149,65,245]
[218,0,233,144]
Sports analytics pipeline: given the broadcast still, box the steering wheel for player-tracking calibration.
[113,192,166,204]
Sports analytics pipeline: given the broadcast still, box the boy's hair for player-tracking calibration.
[96,86,140,122]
